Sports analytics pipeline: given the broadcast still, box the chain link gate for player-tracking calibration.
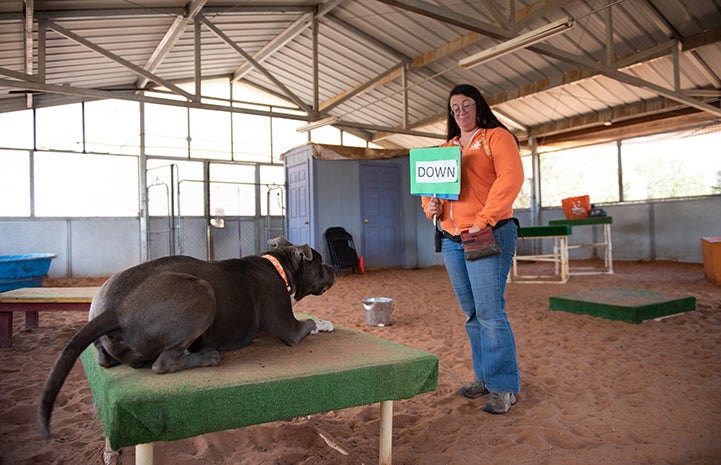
[146,166,285,261]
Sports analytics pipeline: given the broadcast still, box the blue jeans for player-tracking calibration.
[442,220,521,393]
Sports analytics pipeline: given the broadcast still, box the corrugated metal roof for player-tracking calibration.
[0,0,719,151]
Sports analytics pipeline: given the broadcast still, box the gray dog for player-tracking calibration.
[38,237,335,439]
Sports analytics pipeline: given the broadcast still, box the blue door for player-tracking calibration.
[286,160,311,246]
[360,162,403,268]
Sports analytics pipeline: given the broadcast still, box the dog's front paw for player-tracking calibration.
[197,347,221,367]
[311,318,334,334]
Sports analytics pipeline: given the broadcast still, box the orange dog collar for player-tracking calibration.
[262,254,291,293]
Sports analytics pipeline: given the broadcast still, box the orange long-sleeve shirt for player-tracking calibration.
[422,127,524,235]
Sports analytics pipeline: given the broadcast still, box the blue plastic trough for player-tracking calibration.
[0,253,56,292]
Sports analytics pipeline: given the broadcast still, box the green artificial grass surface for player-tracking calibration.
[80,323,438,450]
[550,287,695,324]
[518,225,572,238]
[549,216,613,226]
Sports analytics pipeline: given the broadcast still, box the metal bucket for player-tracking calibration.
[362,297,393,326]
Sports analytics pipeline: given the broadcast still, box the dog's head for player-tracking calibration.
[267,236,336,299]
[267,236,294,249]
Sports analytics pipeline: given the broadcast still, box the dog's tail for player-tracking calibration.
[37,310,119,439]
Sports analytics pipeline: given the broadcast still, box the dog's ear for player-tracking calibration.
[294,245,313,262]
[267,236,293,249]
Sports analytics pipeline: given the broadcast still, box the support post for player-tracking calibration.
[379,400,393,465]
[25,311,39,329]
[135,442,154,465]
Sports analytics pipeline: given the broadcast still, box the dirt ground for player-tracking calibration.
[1,260,720,465]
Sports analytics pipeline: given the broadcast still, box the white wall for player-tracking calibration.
[1,196,718,277]
[0,218,140,277]
[516,197,721,264]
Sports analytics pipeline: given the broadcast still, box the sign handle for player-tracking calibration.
[432,194,442,253]
[432,194,437,227]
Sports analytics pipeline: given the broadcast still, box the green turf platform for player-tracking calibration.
[80,323,438,450]
[549,288,695,324]
[518,225,572,238]
[549,216,613,226]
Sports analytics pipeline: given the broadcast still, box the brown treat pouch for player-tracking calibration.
[461,227,501,261]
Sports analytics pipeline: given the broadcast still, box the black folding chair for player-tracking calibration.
[324,227,360,273]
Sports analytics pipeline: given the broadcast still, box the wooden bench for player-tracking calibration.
[80,323,439,465]
[0,287,99,348]
[511,225,572,284]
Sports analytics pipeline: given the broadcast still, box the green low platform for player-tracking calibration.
[518,225,572,238]
[549,288,695,324]
[549,216,613,226]
[80,323,439,450]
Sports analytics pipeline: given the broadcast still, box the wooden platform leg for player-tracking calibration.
[379,400,393,465]
[136,442,154,465]
[560,236,569,283]
[605,223,613,274]
[25,311,39,329]
[0,311,13,348]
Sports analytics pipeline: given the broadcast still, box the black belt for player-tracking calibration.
[441,218,518,243]
[441,230,462,242]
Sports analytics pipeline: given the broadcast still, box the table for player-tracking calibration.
[548,216,613,275]
[512,225,571,283]
[80,324,439,465]
[0,286,99,347]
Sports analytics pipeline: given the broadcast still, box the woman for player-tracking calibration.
[422,84,524,414]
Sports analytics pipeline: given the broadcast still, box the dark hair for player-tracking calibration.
[446,84,514,142]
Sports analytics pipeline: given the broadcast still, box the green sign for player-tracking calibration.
[409,146,461,199]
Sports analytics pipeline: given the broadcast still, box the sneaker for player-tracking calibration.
[458,380,489,399]
[482,392,517,414]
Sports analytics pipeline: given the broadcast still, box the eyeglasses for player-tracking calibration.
[450,101,476,116]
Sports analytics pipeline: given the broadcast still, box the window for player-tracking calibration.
[0,150,30,216]
[539,143,619,207]
[231,81,304,163]
[85,99,140,155]
[209,164,256,217]
[146,159,204,216]
[260,165,285,216]
[36,104,83,152]
[200,78,231,101]
[272,117,308,160]
[190,108,231,160]
[145,104,189,157]
[621,126,721,201]
[232,113,272,163]
[513,155,532,209]
[34,152,138,217]
[0,110,33,150]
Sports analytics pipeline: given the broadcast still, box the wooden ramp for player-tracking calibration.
[549,288,696,324]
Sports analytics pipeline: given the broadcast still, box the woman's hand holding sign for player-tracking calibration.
[428,197,442,217]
